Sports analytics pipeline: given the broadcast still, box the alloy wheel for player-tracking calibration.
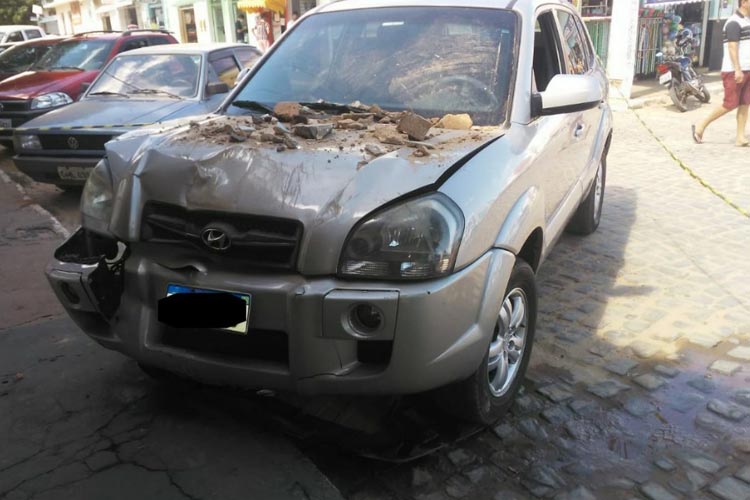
[487,288,529,397]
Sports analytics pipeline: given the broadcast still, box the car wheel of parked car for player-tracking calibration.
[566,153,606,235]
[436,259,537,425]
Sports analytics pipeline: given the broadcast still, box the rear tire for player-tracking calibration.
[566,152,606,235]
[669,84,689,112]
[434,259,537,425]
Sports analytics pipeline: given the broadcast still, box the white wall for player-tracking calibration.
[607,0,640,99]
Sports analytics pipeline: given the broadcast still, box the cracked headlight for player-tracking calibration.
[81,159,114,227]
[30,92,73,110]
[339,193,464,280]
[17,134,41,150]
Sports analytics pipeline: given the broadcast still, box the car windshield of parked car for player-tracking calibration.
[0,44,50,73]
[89,54,201,98]
[34,39,113,71]
[230,7,517,126]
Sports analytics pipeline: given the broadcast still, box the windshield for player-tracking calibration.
[0,44,43,72]
[89,54,202,98]
[230,7,517,125]
[34,39,113,71]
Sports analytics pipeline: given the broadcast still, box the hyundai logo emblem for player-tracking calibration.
[67,137,79,150]
[201,228,231,251]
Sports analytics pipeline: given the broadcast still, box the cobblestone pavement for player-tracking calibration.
[2,101,750,500]
[302,107,750,499]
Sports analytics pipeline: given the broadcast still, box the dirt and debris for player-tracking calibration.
[397,112,433,141]
[170,102,498,163]
[436,113,473,130]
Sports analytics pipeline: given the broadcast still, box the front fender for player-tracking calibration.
[493,186,545,256]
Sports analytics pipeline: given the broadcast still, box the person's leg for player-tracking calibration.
[694,72,737,142]
[736,105,749,146]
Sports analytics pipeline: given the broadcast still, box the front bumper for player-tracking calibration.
[46,229,515,395]
[13,154,101,185]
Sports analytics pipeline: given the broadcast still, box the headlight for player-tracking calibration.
[17,134,41,150]
[30,92,73,110]
[81,160,114,223]
[339,193,464,280]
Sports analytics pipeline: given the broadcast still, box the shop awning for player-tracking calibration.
[644,0,704,5]
[237,0,286,14]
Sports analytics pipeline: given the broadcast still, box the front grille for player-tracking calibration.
[141,202,303,270]
[161,328,289,365]
[39,134,113,151]
[0,100,29,112]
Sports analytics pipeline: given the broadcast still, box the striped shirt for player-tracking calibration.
[722,10,750,72]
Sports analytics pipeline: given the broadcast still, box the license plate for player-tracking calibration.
[0,118,11,128]
[57,166,92,181]
[165,284,251,334]
[659,72,672,85]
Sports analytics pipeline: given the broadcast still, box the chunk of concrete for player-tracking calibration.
[397,112,432,141]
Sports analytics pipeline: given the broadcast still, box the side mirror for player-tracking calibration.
[206,81,230,97]
[531,74,602,117]
[235,67,251,86]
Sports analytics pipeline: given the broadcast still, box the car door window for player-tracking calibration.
[532,12,564,92]
[147,36,171,46]
[119,38,148,53]
[7,31,24,43]
[555,10,588,75]
[208,54,240,87]
[25,30,42,40]
[573,16,595,67]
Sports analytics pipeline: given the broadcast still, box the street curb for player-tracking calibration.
[0,169,70,239]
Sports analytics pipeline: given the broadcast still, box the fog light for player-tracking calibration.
[350,304,383,334]
[60,282,80,305]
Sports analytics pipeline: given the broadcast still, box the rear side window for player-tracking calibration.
[25,30,42,40]
[208,54,240,87]
[7,31,24,43]
[235,47,261,68]
[555,10,589,75]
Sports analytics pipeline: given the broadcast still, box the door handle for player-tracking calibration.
[574,123,585,138]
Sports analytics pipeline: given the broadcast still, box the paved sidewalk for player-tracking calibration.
[0,170,67,331]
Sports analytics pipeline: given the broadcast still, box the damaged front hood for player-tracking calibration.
[104,114,502,274]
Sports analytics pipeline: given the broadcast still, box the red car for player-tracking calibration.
[0,30,177,148]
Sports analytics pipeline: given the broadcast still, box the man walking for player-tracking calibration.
[693,0,750,146]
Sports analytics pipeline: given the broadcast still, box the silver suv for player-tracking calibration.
[47,0,612,424]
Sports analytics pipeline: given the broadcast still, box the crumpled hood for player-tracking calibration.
[22,98,197,130]
[104,114,503,275]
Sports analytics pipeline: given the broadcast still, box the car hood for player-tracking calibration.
[21,98,198,130]
[0,70,97,99]
[104,114,503,275]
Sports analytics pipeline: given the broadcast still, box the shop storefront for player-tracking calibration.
[635,0,709,77]
[577,0,613,67]
[704,0,740,70]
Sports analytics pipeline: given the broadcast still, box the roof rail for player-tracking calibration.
[122,29,173,36]
[72,30,122,37]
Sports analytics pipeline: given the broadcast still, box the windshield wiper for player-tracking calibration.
[88,91,130,98]
[231,100,275,115]
[128,88,183,100]
[50,66,85,72]
[298,100,369,115]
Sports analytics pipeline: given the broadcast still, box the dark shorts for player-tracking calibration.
[722,71,750,110]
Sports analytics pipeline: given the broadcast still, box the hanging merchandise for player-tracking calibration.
[636,8,664,77]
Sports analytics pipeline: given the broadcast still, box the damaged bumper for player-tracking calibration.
[46,228,515,395]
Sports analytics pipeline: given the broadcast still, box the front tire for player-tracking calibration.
[566,152,606,235]
[698,87,711,104]
[435,259,537,425]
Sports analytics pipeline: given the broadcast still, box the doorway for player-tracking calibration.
[180,7,198,42]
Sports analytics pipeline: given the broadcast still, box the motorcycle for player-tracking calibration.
[655,33,710,112]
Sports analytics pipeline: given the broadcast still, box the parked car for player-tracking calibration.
[0,30,178,149]
[13,43,261,187]
[46,0,612,425]
[0,25,46,53]
[0,37,62,82]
